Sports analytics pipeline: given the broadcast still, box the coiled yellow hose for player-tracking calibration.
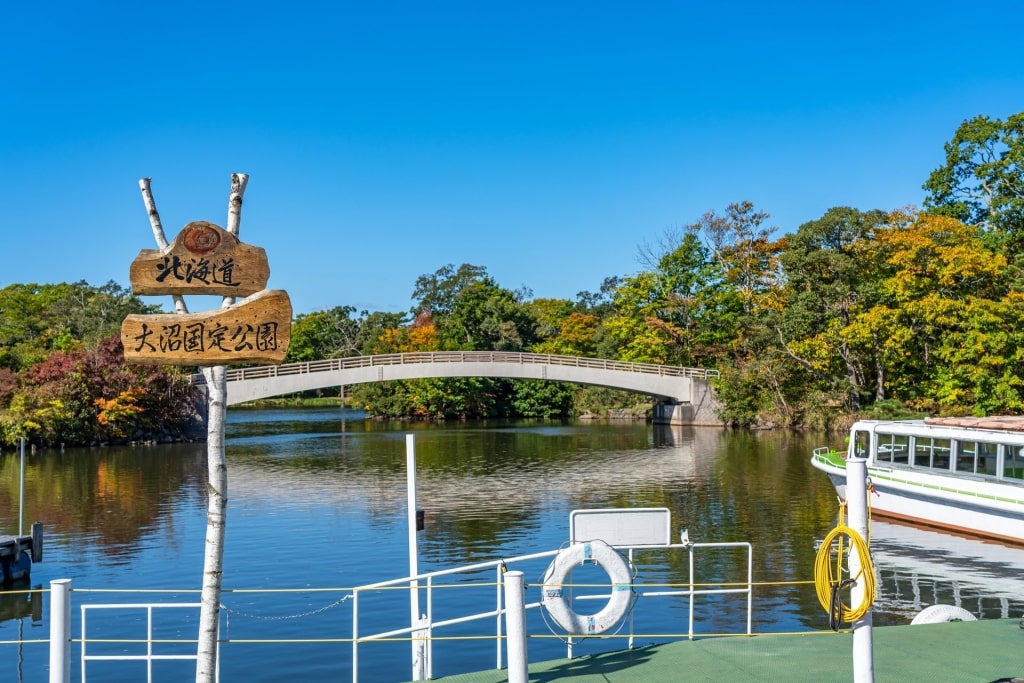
[814,503,875,629]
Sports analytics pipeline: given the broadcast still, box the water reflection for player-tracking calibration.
[0,444,207,559]
[868,519,1024,624]
[0,584,41,623]
[1,408,1022,682]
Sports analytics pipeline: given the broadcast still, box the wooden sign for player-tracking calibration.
[122,290,292,366]
[129,221,270,297]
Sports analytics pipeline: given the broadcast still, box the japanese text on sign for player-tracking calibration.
[155,255,240,288]
[130,320,280,355]
[121,289,292,366]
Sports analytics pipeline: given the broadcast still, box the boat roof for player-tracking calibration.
[923,416,1024,432]
[850,415,1024,441]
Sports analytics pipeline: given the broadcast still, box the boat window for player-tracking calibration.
[956,441,979,473]
[931,438,951,470]
[852,430,870,459]
[876,433,909,464]
[1004,445,1024,481]
[912,437,926,467]
[913,437,951,470]
[979,442,999,476]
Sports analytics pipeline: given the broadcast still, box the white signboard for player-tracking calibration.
[569,508,672,547]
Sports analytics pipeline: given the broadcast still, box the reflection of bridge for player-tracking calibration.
[208,352,721,425]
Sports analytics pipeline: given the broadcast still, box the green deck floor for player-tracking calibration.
[423,619,1024,682]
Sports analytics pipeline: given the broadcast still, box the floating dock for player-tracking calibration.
[427,618,1024,683]
[0,522,42,585]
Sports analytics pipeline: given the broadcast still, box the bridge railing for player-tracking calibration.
[190,352,719,384]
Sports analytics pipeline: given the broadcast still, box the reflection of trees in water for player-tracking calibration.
[0,444,207,555]
[648,429,841,630]
[229,420,675,565]
[223,419,842,594]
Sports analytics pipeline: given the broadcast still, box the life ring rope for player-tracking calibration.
[540,539,636,637]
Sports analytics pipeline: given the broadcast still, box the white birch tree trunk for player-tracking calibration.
[196,363,227,682]
[195,173,249,683]
[138,174,249,683]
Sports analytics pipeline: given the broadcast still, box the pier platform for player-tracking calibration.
[0,522,42,585]
[428,618,1024,682]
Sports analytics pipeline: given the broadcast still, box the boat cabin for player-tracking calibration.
[850,417,1024,483]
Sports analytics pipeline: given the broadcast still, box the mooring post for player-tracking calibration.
[504,570,528,683]
[32,521,43,563]
[845,456,874,683]
[49,578,71,683]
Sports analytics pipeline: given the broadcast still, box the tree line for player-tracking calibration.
[0,281,200,447]
[1,111,1022,446]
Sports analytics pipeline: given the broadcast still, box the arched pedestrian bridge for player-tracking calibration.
[210,352,721,424]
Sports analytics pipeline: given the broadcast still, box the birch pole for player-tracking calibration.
[197,357,227,683]
[137,174,249,683]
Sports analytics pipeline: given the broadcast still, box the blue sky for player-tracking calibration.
[3,2,1023,316]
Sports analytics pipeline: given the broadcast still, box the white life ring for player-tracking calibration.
[910,604,977,625]
[540,540,634,635]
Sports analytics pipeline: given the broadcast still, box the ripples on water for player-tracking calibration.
[1,408,1022,681]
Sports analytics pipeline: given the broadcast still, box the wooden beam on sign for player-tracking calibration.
[129,221,271,297]
[122,289,292,366]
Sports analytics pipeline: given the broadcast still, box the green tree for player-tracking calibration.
[679,202,796,425]
[688,201,780,318]
[412,263,488,319]
[603,271,676,364]
[0,281,156,371]
[842,211,1022,413]
[356,311,409,354]
[510,380,575,417]
[778,207,888,410]
[444,279,536,351]
[603,232,739,366]
[412,264,536,351]
[574,276,620,317]
[285,306,360,362]
[528,297,601,357]
[923,111,1024,254]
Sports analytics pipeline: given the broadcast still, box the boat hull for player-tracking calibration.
[813,448,1024,545]
[866,477,1024,545]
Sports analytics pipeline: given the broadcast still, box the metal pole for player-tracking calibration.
[406,434,425,681]
[49,578,71,683]
[19,437,26,536]
[845,456,874,683]
[504,571,528,683]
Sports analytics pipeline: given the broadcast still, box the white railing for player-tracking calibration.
[80,603,209,683]
[190,352,720,385]
[47,541,753,682]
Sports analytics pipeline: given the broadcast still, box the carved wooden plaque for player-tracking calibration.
[129,221,270,296]
[122,290,292,366]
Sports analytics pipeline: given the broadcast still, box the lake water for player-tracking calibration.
[1,408,1023,682]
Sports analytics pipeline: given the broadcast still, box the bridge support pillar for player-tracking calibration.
[653,402,685,425]
[652,380,721,426]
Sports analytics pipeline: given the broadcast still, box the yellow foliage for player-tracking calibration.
[95,389,144,427]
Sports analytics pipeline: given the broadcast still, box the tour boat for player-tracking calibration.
[811,416,1024,544]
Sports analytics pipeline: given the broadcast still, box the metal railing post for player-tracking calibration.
[49,579,71,683]
[503,571,527,683]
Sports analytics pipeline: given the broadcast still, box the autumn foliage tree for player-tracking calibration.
[1,335,198,447]
[843,211,1024,414]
